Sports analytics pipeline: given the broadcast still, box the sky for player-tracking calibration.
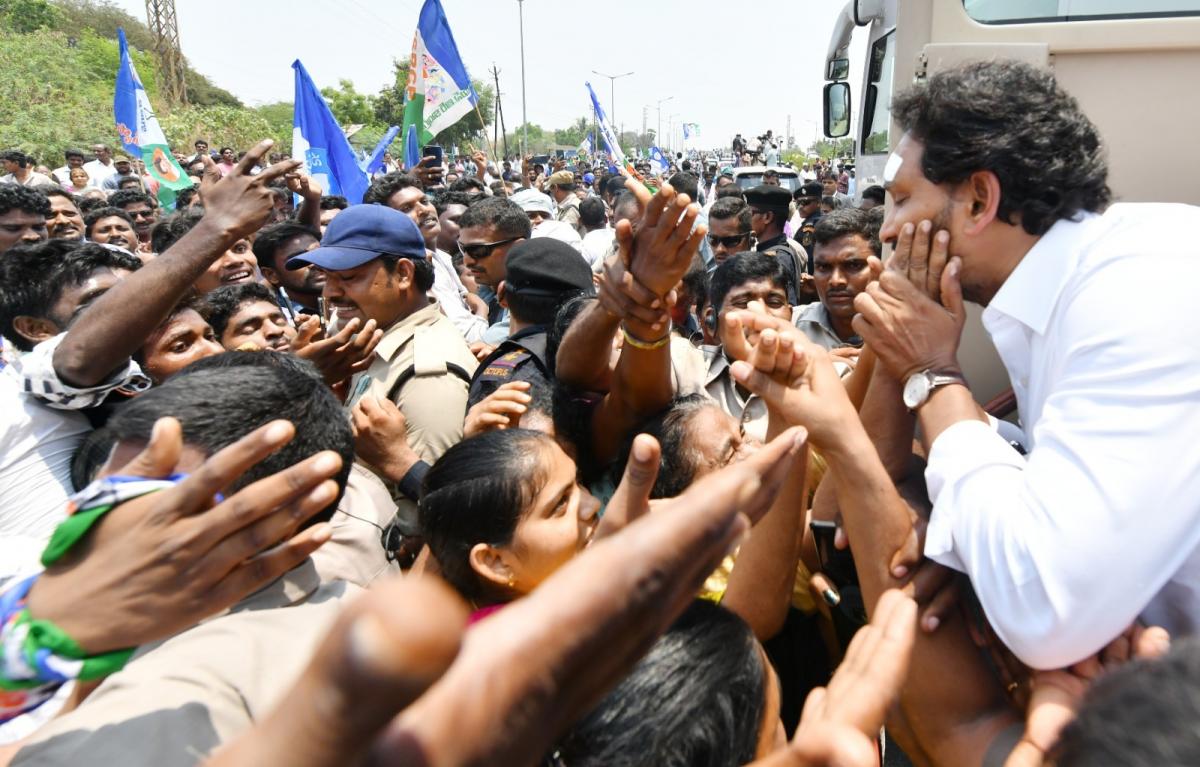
[110,0,867,152]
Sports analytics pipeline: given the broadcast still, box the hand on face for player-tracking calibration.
[291,315,382,389]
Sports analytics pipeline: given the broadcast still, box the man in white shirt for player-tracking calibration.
[83,143,118,184]
[0,151,53,188]
[853,60,1200,670]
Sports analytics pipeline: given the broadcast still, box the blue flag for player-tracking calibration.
[292,59,369,204]
[403,0,478,145]
[404,124,421,170]
[363,125,401,174]
[648,146,669,175]
[114,28,191,209]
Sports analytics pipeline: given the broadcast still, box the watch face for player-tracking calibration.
[903,372,931,410]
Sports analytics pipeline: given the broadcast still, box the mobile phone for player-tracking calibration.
[317,296,328,334]
[422,144,443,166]
[809,520,859,588]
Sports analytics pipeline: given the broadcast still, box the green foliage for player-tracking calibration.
[0,28,164,161]
[807,137,855,161]
[160,105,283,155]
[1,0,62,33]
[321,79,377,127]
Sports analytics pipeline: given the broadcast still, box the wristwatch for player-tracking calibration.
[902,369,966,411]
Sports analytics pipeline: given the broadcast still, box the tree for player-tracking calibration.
[0,0,61,33]
[807,137,855,161]
[374,58,494,151]
[320,79,377,127]
[553,116,591,148]
[160,105,281,154]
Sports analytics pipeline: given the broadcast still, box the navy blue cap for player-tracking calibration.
[286,204,426,271]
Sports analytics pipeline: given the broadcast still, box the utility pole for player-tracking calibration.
[656,96,673,149]
[145,0,187,106]
[491,64,509,159]
[517,0,528,158]
[642,105,648,150]
[592,70,633,128]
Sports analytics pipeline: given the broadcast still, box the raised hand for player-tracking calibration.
[25,417,341,656]
[886,220,951,302]
[285,170,323,202]
[463,381,532,438]
[291,315,382,388]
[198,140,302,241]
[616,178,706,297]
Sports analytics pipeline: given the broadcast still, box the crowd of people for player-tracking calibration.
[0,59,1198,766]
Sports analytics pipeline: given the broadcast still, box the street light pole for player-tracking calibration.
[656,95,673,148]
[518,0,528,158]
[591,69,633,128]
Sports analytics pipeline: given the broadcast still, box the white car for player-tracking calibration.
[730,166,801,192]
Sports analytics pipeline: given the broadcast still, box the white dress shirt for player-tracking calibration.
[924,203,1200,670]
[429,248,487,343]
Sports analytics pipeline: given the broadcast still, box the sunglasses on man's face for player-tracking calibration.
[458,237,521,261]
[796,197,817,206]
[707,232,751,248]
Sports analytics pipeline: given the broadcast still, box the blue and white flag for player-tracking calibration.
[363,125,401,174]
[403,0,477,145]
[114,28,191,209]
[580,134,593,156]
[292,59,369,204]
[586,82,628,166]
[648,146,669,175]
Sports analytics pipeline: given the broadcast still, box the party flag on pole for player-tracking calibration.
[292,59,369,204]
[403,0,477,146]
[113,28,192,210]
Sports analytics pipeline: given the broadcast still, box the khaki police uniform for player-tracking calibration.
[13,561,358,767]
[311,463,401,587]
[344,302,478,533]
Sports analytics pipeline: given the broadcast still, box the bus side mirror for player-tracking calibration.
[826,58,850,81]
[824,82,851,138]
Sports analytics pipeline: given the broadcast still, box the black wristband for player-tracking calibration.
[398,460,431,501]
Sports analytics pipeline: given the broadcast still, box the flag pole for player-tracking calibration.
[473,101,498,163]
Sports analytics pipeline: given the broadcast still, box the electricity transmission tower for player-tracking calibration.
[145,0,188,106]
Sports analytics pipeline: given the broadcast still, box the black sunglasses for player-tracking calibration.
[458,237,521,260]
[707,232,751,248]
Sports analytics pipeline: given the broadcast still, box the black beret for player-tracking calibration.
[744,185,792,209]
[504,238,595,298]
[798,181,824,198]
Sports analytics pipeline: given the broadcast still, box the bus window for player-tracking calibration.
[964,0,1200,23]
[861,31,895,155]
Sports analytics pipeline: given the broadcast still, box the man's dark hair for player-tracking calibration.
[861,185,885,205]
[107,352,354,525]
[604,175,628,200]
[0,240,141,351]
[363,172,422,205]
[681,258,711,318]
[813,207,882,257]
[419,428,555,600]
[433,190,474,216]
[35,185,77,205]
[891,59,1111,236]
[0,150,30,168]
[709,251,787,316]
[83,206,134,239]
[714,185,746,203]
[175,186,199,208]
[449,176,487,194]
[64,148,85,161]
[668,171,699,202]
[150,207,205,253]
[201,282,277,338]
[555,599,765,767]
[579,196,606,229]
[612,191,640,223]
[1052,639,1200,766]
[0,183,51,218]
[319,194,349,211]
[252,220,320,272]
[107,189,155,211]
[76,195,108,216]
[458,197,532,240]
[708,197,751,232]
[379,255,436,293]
